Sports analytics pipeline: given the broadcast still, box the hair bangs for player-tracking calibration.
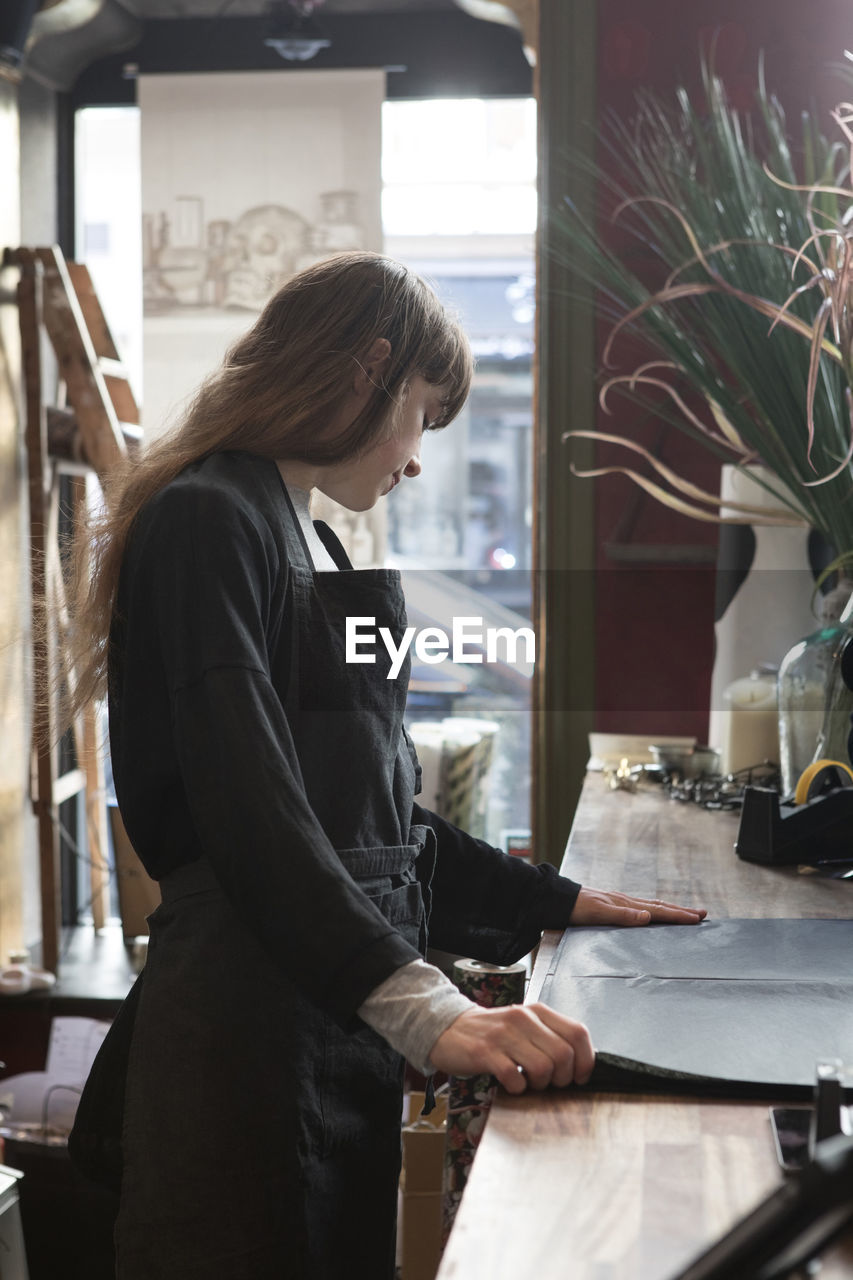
[417,314,474,431]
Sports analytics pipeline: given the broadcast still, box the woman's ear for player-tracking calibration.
[353,338,392,394]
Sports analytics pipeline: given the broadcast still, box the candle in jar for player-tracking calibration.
[721,674,779,775]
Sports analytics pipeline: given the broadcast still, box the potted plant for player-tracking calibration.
[557,61,853,564]
[556,61,853,783]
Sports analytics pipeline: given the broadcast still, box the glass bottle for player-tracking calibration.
[777,586,853,793]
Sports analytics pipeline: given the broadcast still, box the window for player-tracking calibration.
[75,107,143,400]
[74,93,537,850]
[382,97,536,846]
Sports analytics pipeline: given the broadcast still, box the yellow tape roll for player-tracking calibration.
[793,758,853,805]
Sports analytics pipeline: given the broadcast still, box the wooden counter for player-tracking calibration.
[437,773,853,1280]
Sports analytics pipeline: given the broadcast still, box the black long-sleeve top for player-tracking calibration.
[108,452,581,1028]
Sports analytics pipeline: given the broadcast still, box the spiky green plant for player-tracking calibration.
[557,63,853,566]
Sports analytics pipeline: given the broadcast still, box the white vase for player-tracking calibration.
[708,465,816,756]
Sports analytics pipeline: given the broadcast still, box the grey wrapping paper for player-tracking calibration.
[540,919,853,1097]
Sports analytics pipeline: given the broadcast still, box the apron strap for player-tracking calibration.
[315,520,354,570]
[272,473,311,721]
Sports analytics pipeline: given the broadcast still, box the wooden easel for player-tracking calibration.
[5,245,139,972]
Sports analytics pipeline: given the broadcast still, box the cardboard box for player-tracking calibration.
[400,1191,442,1280]
[402,1122,445,1195]
[400,1091,448,1280]
[404,1090,448,1127]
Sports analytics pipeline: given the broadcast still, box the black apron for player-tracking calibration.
[115,489,434,1280]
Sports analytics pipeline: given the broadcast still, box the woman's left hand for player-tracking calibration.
[571,888,706,927]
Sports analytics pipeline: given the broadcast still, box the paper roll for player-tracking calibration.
[444,719,500,836]
[408,719,500,837]
[451,958,527,1009]
[442,959,527,1244]
[438,728,481,831]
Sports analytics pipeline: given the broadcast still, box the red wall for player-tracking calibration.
[590,0,853,741]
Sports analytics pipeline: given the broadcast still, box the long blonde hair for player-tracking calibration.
[66,252,472,719]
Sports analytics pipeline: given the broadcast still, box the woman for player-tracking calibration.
[69,252,704,1279]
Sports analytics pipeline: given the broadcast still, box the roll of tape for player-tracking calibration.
[793,758,853,806]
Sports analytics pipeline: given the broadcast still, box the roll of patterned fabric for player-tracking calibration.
[452,957,526,1009]
[441,959,527,1246]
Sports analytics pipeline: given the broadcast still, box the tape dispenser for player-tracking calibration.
[735,758,853,867]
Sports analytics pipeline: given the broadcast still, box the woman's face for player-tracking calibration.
[315,376,444,513]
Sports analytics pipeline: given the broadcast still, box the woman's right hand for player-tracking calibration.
[429,1002,595,1094]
